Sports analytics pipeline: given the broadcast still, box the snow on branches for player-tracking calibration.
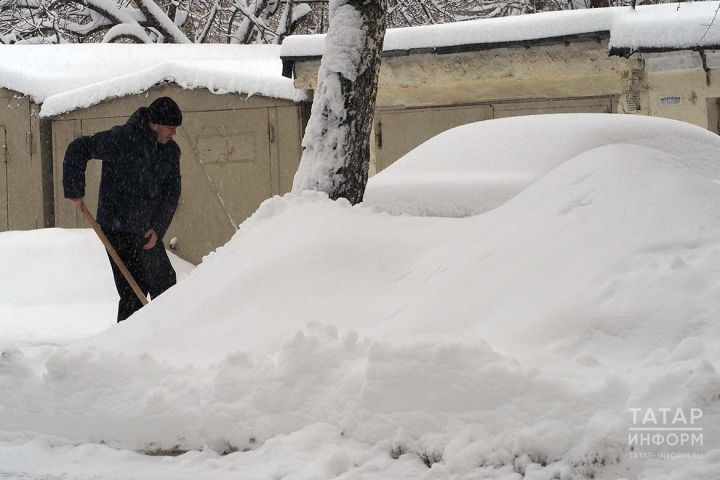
[0,0,311,44]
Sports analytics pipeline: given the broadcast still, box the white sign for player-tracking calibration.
[660,96,682,105]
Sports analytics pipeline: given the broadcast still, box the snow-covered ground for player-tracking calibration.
[2,114,720,479]
[1,229,194,351]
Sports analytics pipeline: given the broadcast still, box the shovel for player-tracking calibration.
[79,201,149,306]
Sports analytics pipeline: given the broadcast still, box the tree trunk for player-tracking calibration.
[291,0,386,205]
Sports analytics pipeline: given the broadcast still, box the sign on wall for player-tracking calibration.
[659,96,682,105]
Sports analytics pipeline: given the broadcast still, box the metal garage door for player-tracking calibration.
[53,109,273,264]
[174,108,272,262]
[374,104,493,173]
[373,96,614,173]
[0,126,7,230]
[0,94,41,231]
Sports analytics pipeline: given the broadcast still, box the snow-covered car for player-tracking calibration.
[364,113,720,217]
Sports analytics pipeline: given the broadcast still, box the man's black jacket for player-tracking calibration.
[63,107,181,239]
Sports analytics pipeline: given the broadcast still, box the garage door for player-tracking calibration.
[173,108,272,262]
[374,104,493,173]
[0,95,40,231]
[373,96,614,173]
[53,109,273,264]
[0,126,7,230]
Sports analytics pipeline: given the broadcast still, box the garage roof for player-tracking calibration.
[281,2,720,61]
[0,44,311,116]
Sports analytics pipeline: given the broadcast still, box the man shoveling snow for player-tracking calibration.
[63,96,183,322]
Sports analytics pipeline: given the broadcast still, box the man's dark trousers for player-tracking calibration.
[102,229,176,322]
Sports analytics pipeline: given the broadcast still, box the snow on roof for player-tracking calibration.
[0,44,310,116]
[281,2,720,58]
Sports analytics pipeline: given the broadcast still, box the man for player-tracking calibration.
[63,96,182,322]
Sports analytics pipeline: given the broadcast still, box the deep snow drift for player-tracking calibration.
[3,116,720,479]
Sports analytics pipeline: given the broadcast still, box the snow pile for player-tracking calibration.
[0,229,194,350]
[281,2,720,57]
[364,114,720,217]
[0,44,310,115]
[2,115,720,478]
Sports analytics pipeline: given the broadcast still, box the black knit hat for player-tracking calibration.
[148,97,182,126]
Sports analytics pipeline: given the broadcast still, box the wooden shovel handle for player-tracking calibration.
[79,201,149,306]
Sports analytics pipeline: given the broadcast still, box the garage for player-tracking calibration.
[0,44,310,264]
[51,83,309,264]
[283,26,636,175]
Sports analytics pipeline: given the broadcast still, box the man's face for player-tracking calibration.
[149,122,177,144]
